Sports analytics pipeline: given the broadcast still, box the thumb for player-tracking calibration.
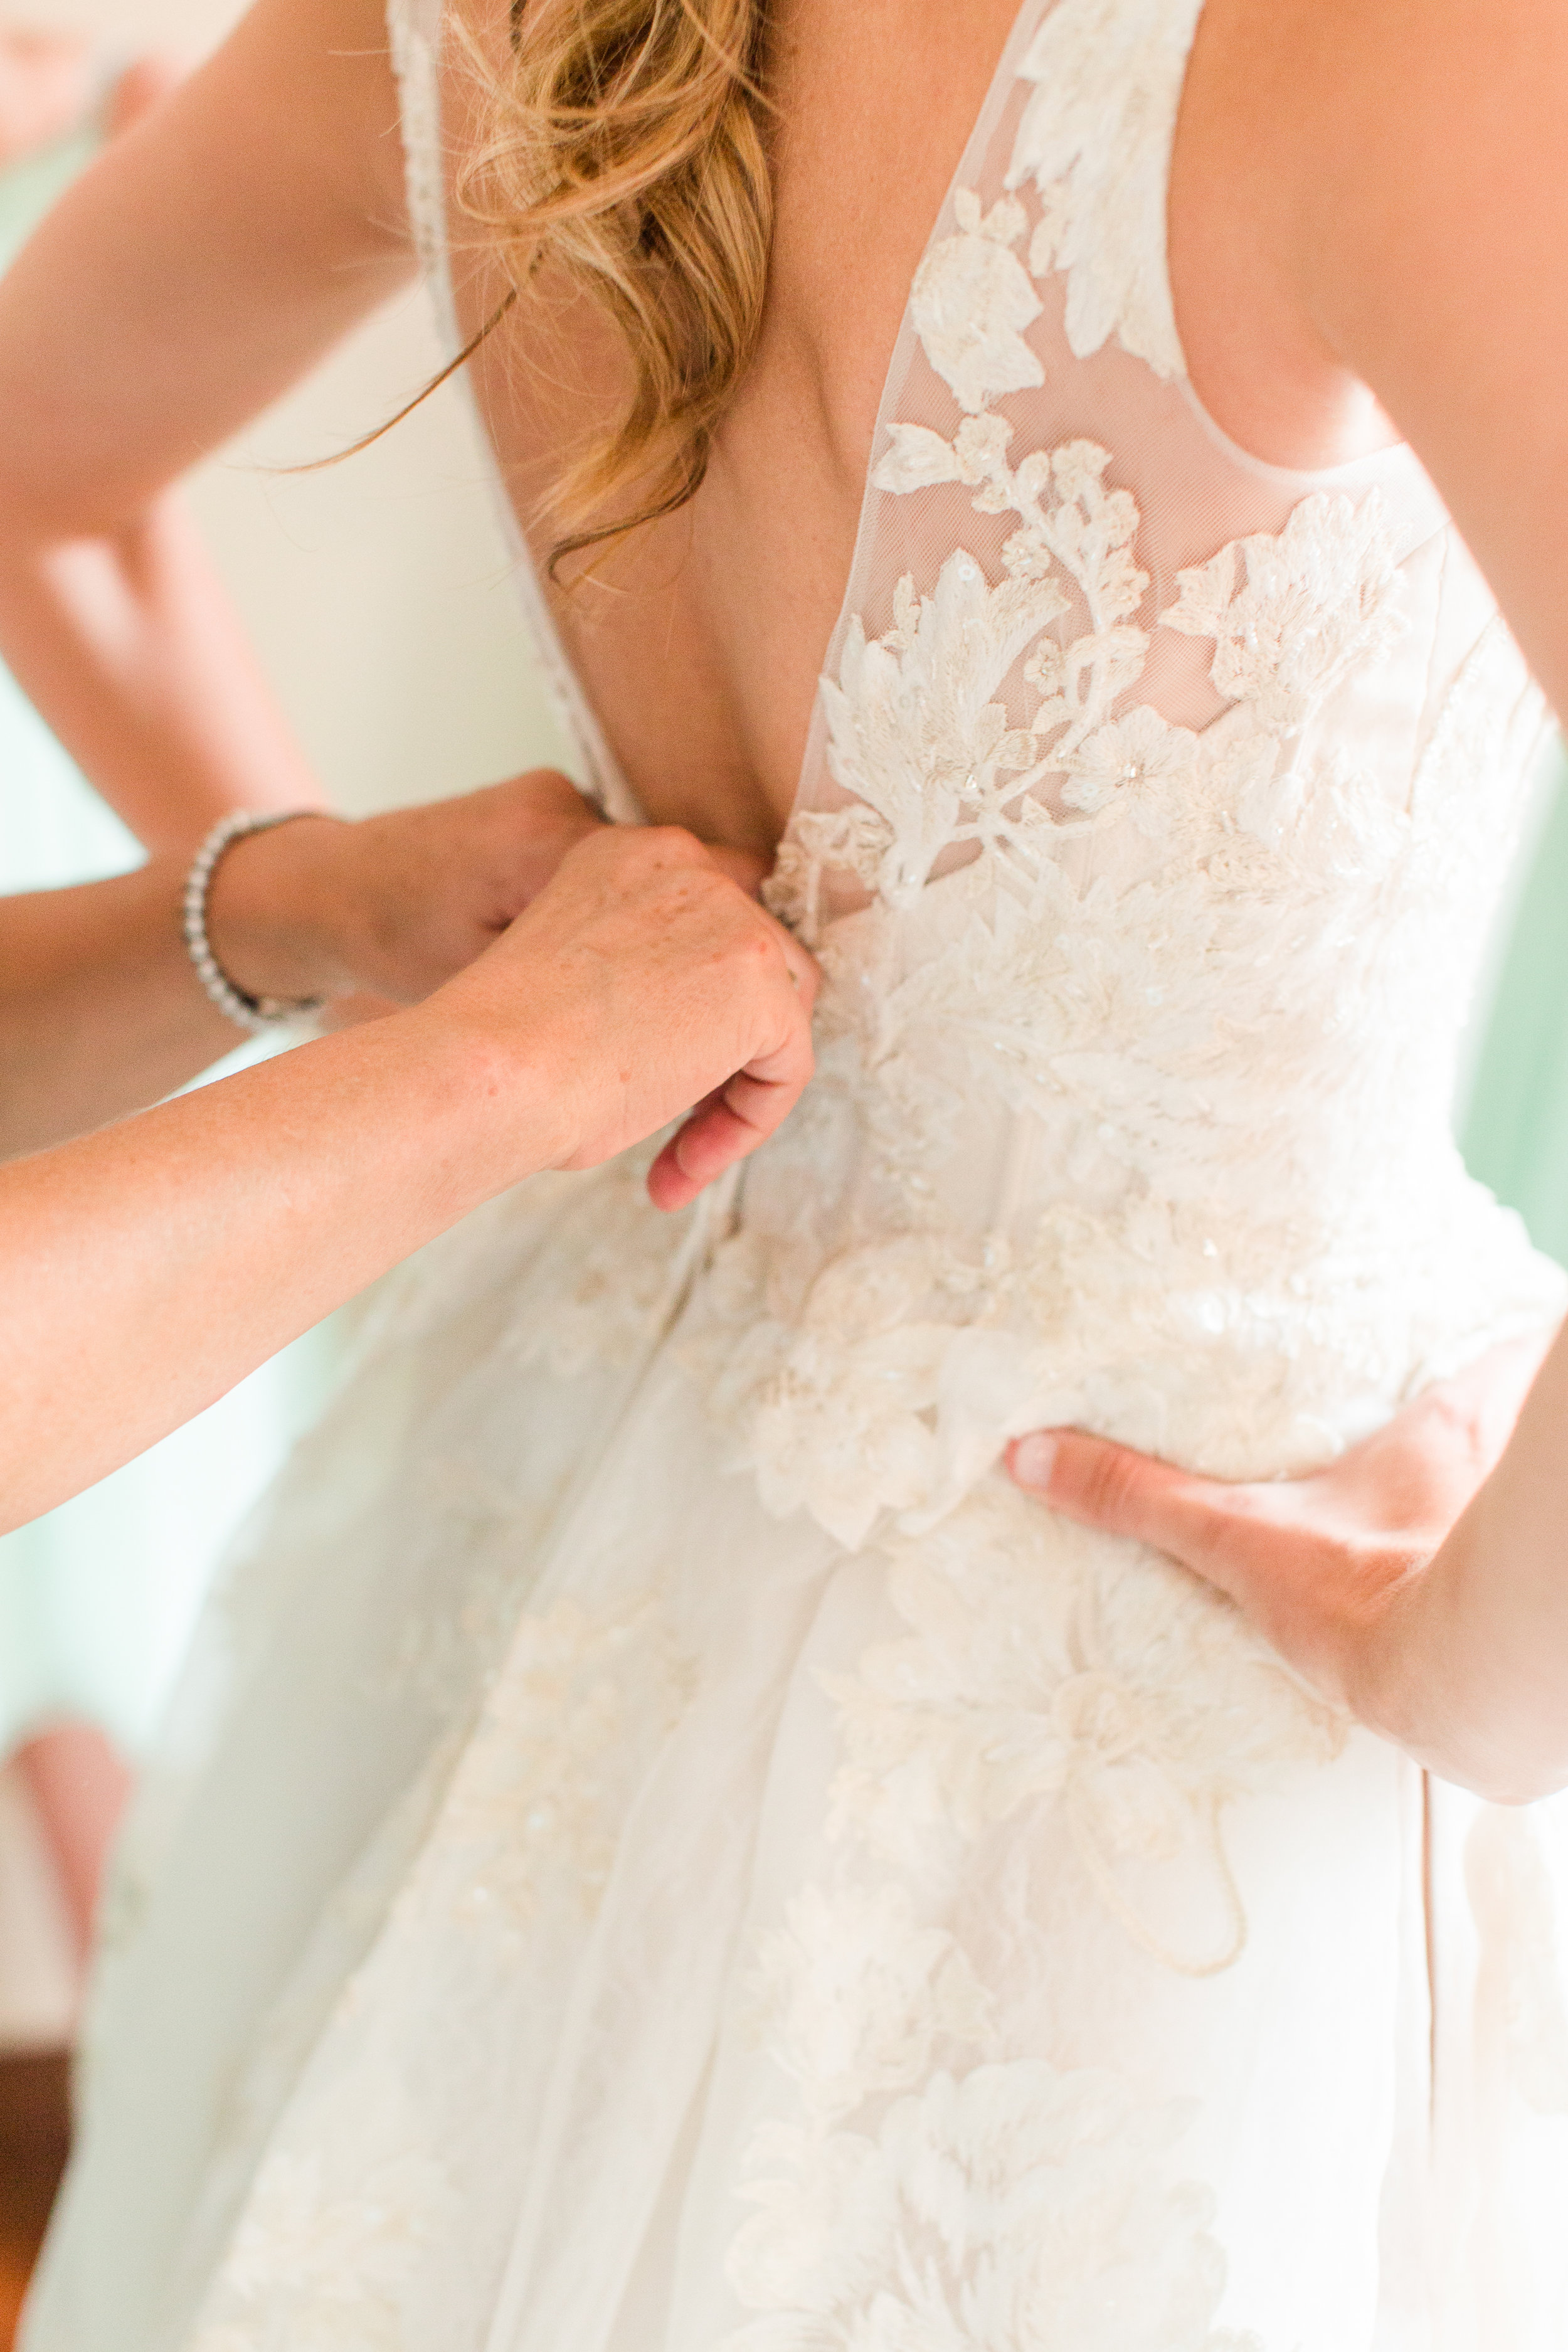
[706,845,770,896]
[1008,1429,1240,1589]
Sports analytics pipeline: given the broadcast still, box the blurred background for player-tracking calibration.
[0,4,1565,2337]
[0,3,572,2328]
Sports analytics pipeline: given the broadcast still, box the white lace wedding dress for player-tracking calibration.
[25,2,1568,2346]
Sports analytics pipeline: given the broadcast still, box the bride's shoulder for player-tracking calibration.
[1184,0,1565,285]
[1170,0,1568,474]
[1174,0,1568,734]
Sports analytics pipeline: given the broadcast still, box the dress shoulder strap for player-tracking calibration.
[1005,0,1207,381]
[386,0,458,350]
[381,0,643,819]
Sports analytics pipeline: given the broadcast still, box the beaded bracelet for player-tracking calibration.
[182,810,328,1034]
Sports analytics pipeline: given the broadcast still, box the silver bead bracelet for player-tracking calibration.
[182,810,328,1034]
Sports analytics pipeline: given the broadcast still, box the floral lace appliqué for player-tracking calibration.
[438,1591,696,1941]
[1005,0,1209,377]
[725,2062,1257,2351]
[909,190,1045,415]
[827,413,1405,930]
[1162,494,1407,733]
[190,2121,461,2352]
[745,1882,995,2124]
[823,1488,1343,1975]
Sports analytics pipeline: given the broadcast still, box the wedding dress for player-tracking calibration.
[24,1,1568,2345]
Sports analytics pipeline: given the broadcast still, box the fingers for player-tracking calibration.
[1009,1428,1256,1600]
[705,844,770,896]
[315,773,607,1004]
[642,872,817,1209]
[647,1097,750,1212]
[1009,1411,1486,1714]
[647,943,818,1211]
[475,820,818,1197]
[484,770,605,910]
[647,1035,812,1211]
[496,768,601,827]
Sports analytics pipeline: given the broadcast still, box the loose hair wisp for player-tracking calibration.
[458,0,773,576]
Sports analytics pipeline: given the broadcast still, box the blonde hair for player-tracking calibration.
[455,0,773,575]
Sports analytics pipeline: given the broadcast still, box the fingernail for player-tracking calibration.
[1010,1434,1057,1491]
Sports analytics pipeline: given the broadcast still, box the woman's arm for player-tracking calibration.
[0,0,411,844]
[1009,1320,1568,1804]
[0,856,242,1151]
[0,824,817,1535]
[1177,0,1568,725]
[0,26,95,162]
[0,770,612,1156]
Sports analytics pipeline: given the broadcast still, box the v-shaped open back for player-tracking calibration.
[387,0,1446,854]
[388,0,1057,835]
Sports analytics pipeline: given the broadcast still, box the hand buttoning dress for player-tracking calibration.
[24,2,1568,2345]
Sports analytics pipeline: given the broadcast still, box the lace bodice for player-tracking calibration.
[388,0,1563,1554]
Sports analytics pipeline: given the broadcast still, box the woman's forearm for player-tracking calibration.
[0,773,623,1160]
[1364,1327,1568,1804]
[0,1004,537,1533]
[0,857,243,1155]
[0,0,418,852]
[0,500,322,851]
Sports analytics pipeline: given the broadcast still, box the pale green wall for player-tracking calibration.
[1462,753,1568,1269]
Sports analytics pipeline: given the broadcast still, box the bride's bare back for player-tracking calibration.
[444,0,1404,850]
[453,0,1027,849]
[0,0,1563,859]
